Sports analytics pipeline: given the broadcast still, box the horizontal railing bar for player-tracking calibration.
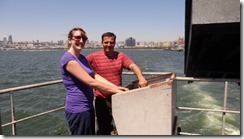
[2,106,65,127]
[1,73,239,95]
[0,72,171,95]
[125,72,240,82]
[175,77,240,83]
[179,132,201,135]
[123,71,172,75]
[177,107,240,114]
[0,80,63,94]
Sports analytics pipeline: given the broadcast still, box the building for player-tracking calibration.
[125,37,136,48]
[3,36,7,44]
[8,35,13,44]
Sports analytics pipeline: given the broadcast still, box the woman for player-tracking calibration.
[60,27,127,135]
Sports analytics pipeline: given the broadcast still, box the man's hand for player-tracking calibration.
[138,78,148,88]
[167,72,176,85]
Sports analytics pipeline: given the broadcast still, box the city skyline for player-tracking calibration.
[1,34,184,43]
[0,0,185,42]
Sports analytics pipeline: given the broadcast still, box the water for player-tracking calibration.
[0,49,240,135]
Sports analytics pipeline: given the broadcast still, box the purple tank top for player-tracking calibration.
[60,52,94,113]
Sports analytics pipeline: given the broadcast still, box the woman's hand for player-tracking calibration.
[116,86,129,93]
[117,86,129,91]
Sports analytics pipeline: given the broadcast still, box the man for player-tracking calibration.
[86,32,148,135]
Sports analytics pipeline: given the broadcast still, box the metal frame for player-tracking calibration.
[0,110,2,135]
[0,72,240,135]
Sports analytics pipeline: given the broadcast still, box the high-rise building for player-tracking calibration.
[125,37,136,47]
[3,36,7,44]
[8,35,13,44]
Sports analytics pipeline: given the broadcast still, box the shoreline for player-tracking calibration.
[0,48,184,51]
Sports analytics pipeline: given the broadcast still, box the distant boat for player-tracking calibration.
[178,48,184,51]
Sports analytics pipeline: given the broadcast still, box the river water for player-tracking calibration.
[0,49,240,135]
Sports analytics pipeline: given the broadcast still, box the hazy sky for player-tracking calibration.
[1,0,183,42]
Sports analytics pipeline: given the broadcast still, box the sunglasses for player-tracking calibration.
[72,36,88,41]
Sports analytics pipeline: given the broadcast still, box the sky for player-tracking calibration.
[0,0,185,42]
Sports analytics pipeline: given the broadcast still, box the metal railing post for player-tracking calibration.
[0,109,2,135]
[221,81,228,135]
[9,91,17,135]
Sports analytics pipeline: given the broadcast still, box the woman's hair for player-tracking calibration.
[67,27,88,48]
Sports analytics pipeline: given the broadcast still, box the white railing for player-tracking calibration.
[174,77,240,135]
[0,72,240,135]
[0,80,63,135]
